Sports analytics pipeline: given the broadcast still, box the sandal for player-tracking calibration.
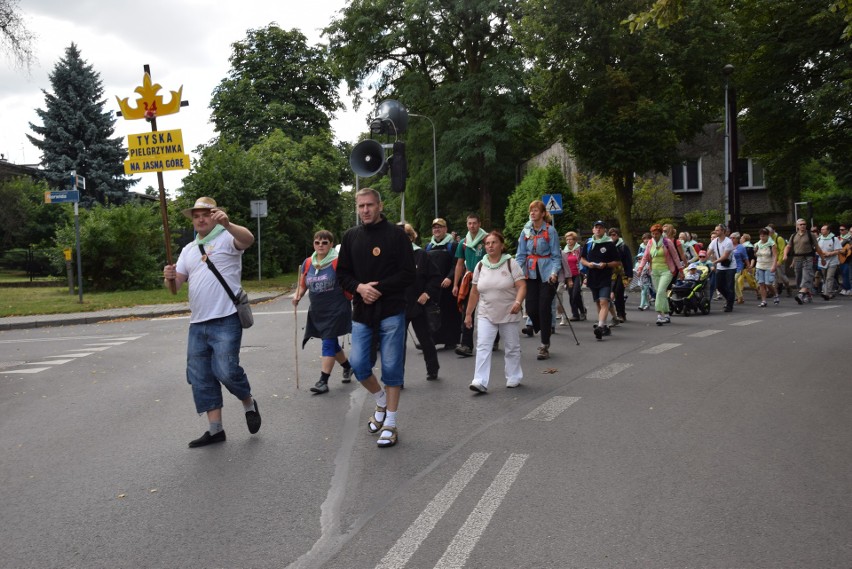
[377,426,398,447]
[367,405,386,434]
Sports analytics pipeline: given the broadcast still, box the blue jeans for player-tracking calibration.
[186,313,252,414]
[841,263,851,291]
[350,311,406,387]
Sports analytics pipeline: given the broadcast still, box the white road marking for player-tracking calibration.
[813,305,841,310]
[585,363,632,379]
[84,343,127,347]
[24,359,75,365]
[773,312,799,317]
[730,320,761,326]
[433,454,529,569]
[47,353,94,358]
[688,329,723,338]
[1,367,51,374]
[71,347,112,352]
[0,334,147,345]
[376,453,490,569]
[523,397,581,421]
[641,343,682,354]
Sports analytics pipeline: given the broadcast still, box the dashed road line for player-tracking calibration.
[641,343,682,354]
[2,367,50,374]
[688,329,723,338]
[730,319,762,326]
[376,453,490,569]
[813,305,841,310]
[433,454,529,569]
[523,396,581,421]
[773,312,799,317]
[585,363,632,379]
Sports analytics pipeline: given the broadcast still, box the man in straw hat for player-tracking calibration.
[163,196,261,448]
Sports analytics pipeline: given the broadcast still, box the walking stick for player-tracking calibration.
[293,303,300,389]
[552,282,580,346]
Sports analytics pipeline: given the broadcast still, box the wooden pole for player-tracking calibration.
[144,64,177,294]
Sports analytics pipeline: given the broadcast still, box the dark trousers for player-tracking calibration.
[612,275,626,318]
[407,314,439,375]
[716,269,736,309]
[526,278,556,345]
[567,274,585,318]
[458,295,474,349]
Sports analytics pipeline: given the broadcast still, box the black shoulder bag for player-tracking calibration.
[198,244,254,328]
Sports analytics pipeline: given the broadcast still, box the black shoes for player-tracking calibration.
[311,378,330,394]
[594,325,603,340]
[189,430,226,448]
[341,367,353,383]
[245,400,262,433]
[522,326,535,337]
[454,344,473,357]
[426,371,439,381]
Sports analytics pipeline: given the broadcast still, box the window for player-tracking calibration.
[671,159,701,192]
[737,158,766,189]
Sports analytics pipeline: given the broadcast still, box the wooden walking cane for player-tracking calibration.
[293,303,300,389]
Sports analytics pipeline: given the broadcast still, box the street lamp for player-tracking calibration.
[409,113,438,220]
[723,64,734,229]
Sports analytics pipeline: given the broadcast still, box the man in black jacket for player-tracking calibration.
[337,189,416,448]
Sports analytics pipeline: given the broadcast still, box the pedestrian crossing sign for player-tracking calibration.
[543,193,563,214]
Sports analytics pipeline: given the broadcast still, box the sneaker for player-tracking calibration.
[580,310,587,321]
[759,301,767,307]
[594,325,604,340]
[454,344,473,357]
[804,294,812,303]
[608,319,619,327]
[341,367,353,383]
[559,316,568,327]
[506,380,521,388]
[773,296,780,305]
[310,378,329,394]
[536,345,550,360]
[795,293,803,305]
[469,380,487,393]
[522,326,535,337]
[245,400,262,433]
[662,315,671,324]
[656,315,665,326]
[637,305,647,311]
[602,325,611,336]
[426,371,438,381]
[188,430,226,448]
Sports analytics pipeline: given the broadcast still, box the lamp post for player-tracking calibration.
[409,113,438,220]
[723,64,734,229]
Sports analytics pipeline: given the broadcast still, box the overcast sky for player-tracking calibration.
[0,0,370,192]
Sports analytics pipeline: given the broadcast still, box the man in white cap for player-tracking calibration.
[163,197,261,448]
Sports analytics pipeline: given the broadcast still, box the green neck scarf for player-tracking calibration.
[310,247,338,272]
[412,243,421,251]
[430,233,453,248]
[481,254,511,269]
[465,228,488,248]
[818,232,835,241]
[194,224,226,245]
[592,235,612,245]
[563,243,580,253]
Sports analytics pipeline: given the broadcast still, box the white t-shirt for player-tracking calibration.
[710,237,736,271]
[472,258,525,324]
[175,230,244,323]
[817,236,840,269]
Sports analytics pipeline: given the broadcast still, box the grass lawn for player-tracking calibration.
[0,273,298,317]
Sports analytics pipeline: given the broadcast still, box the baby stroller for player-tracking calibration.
[668,264,711,316]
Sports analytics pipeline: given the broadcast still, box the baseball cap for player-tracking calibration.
[593,220,605,227]
[698,250,707,257]
[431,218,447,227]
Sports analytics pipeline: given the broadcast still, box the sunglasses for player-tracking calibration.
[314,240,330,246]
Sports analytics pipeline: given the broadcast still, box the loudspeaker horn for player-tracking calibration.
[349,139,386,178]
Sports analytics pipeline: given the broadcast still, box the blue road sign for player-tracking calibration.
[543,193,563,214]
[45,190,80,203]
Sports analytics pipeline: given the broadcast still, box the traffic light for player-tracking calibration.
[388,141,407,193]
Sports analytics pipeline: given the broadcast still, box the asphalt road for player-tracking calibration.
[1,293,850,569]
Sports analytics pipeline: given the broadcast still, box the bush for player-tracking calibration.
[683,209,723,227]
[54,203,165,290]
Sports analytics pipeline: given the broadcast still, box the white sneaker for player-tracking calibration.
[506,380,521,388]
[469,380,487,393]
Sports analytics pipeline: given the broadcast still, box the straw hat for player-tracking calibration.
[182,197,218,218]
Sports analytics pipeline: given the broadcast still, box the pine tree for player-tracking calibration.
[27,43,132,205]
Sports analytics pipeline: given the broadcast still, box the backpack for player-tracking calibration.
[301,257,353,300]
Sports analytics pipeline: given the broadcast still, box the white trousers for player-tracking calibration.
[473,318,522,388]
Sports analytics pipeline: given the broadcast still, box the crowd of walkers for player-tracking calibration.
[169,190,851,450]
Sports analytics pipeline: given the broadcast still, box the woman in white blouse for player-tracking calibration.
[464,231,527,393]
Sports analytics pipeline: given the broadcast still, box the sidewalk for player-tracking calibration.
[0,291,285,331]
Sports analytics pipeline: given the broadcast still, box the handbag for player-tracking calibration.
[198,244,254,328]
[424,301,441,333]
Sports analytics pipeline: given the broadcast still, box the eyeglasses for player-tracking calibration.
[314,240,330,246]
[797,222,806,226]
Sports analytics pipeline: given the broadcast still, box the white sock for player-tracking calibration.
[384,411,397,428]
[598,320,605,327]
[374,390,387,409]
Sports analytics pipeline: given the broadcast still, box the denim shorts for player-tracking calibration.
[755,269,775,285]
[186,313,252,414]
[349,311,406,386]
[589,286,611,302]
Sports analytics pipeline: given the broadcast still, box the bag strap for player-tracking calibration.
[198,243,239,305]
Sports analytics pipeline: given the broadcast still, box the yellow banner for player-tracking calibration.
[124,154,191,174]
[127,129,185,158]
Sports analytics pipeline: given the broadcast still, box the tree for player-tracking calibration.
[504,161,578,253]
[210,25,343,149]
[325,0,544,231]
[517,0,732,252]
[0,0,35,70]
[0,175,60,250]
[27,44,132,205]
[178,130,349,277]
